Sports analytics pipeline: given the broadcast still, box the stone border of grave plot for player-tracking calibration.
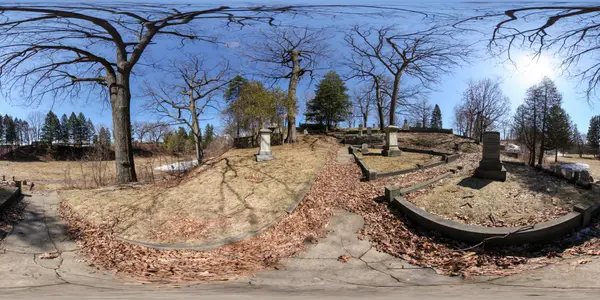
[348,145,460,181]
[0,182,22,212]
[384,174,600,245]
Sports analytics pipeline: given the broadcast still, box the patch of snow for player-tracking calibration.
[559,163,589,171]
[154,160,199,172]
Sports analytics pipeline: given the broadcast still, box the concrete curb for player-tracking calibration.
[385,172,453,201]
[350,145,460,182]
[391,197,600,245]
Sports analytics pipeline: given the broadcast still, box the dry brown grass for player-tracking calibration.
[406,163,600,227]
[0,155,186,190]
[396,132,479,153]
[59,135,336,246]
[357,149,440,172]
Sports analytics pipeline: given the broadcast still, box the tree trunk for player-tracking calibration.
[555,148,558,162]
[190,95,203,164]
[376,94,385,131]
[389,73,401,127]
[110,75,137,184]
[285,50,300,144]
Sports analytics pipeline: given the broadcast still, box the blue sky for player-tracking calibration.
[0,1,598,135]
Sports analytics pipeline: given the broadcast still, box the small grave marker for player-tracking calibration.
[255,128,274,162]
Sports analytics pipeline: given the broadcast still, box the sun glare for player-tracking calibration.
[515,54,555,84]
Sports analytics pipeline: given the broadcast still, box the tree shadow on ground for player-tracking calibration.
[0,194,68,253]
[502,163,599,207]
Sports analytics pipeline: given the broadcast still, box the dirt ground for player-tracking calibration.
[406,162,600,227]
[0,155,183,189]
[397,132,480,153]
[357,149,440,172]
[59,135,336,246]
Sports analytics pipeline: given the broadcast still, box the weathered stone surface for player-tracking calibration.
[361,143,369,153]
[382,126,402,157]
[474,131,506,181]
[256,128,274,162]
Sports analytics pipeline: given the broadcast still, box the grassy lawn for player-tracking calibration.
[356,148,440,172]
[406,163,599,227]
[59,135,336,246]
[0,156,181,189]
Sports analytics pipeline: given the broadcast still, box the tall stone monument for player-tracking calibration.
[402,119,409,131]
[382,125,402,157]
[256,128,274,162]
[474,131,506,181]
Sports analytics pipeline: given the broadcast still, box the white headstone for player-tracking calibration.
[382,125,401,157]
[256,128,274,162]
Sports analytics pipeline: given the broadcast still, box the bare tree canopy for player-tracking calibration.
[0,4,309,183]
[453,77,511,141]
[248,26,331,143]
[345,24,471,127]
[147,56,229,163]
[456,5,600,101]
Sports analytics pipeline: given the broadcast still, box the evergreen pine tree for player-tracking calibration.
[546,105,572,162]
[587,115,600,157]
[59,114,70,144]
[4,116,16,145]
[86,118,95,144]
[67,112,79,144]
[203,123,214,148]
[76,112,88,145]
[41,111,60,144]
[430,104,443,129]
[306,71,351,131]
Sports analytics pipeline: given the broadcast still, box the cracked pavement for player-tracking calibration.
[2,186,600,298]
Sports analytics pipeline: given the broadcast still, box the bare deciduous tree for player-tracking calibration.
[456,5,600,101]
[453,77,511,141]
[352,85,374,127]
[147,56,229,163]
[27,111,44,142]
[345,25,470,127]
[405,97,432,128]
[0,4,296,183]
[248,26,330,143]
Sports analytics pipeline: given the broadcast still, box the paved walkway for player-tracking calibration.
[2,185,600,299]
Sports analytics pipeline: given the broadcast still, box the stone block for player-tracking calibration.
[385,186,400,202]
[361,143,369,153]
[474,165,507,181]
[367,169,378,181]
[574,203,594,227]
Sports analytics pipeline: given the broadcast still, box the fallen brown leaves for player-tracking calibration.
[0,198,25,240]
[59,145,600,283]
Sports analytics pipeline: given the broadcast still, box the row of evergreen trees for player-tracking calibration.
[40,111,98,145]
[163,124,215,153]
[0,115,30,145]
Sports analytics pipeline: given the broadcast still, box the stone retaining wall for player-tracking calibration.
[0,182,22,211]
[385,175,600,245]
[349,146,459,181]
